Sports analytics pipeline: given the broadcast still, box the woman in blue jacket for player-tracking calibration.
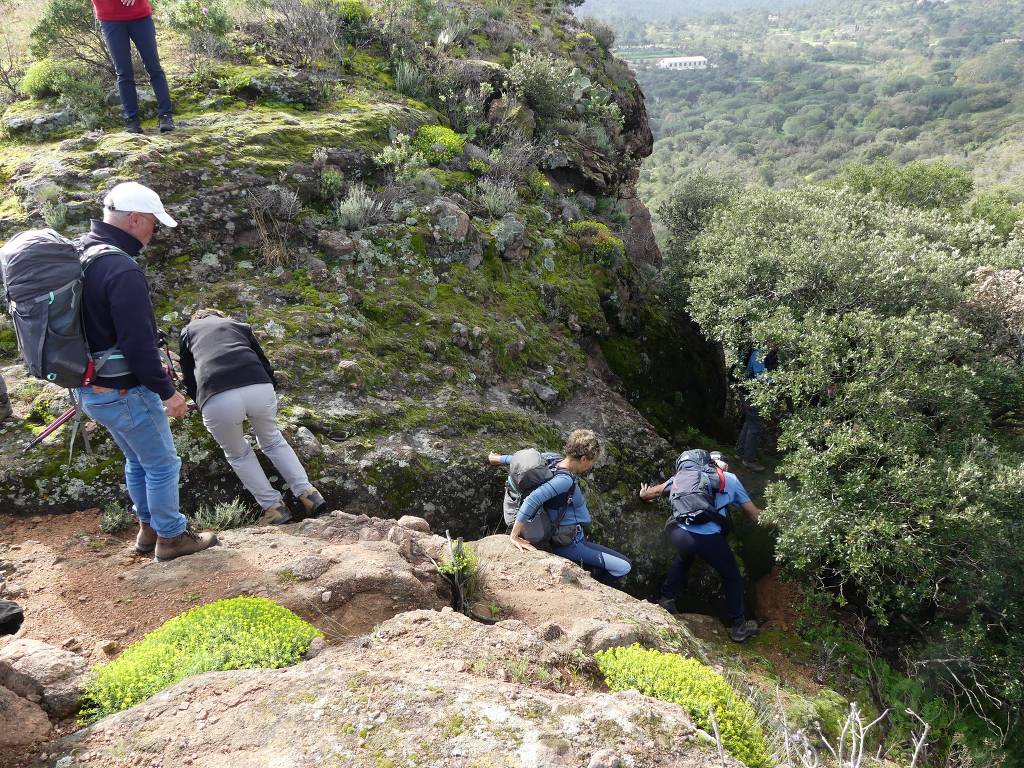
[487,429,631,585]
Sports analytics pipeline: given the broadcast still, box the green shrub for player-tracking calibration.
[80,597,322,722]
[191,498,257,530]
[393,59,424,98]
[506,51,579,121]
[567,220,625,267]
[525,169,552,201]
[29,0,112,75]
[319,167,345,200]
[412,125,465,164]
[476,178,518,217]
[833,158,974,210]
[595,645,772,768]
[164,0,233,37]
[99,504,132,534]
[333,182,380,230]
[325,0,370,24]
[19,59,62,98]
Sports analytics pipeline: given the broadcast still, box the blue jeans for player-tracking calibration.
[661,525,745,624]
[552,528,632,585]
[77,385,186,538]
[100,16,173,122]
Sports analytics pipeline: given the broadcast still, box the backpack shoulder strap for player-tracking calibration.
[80,243,132,270]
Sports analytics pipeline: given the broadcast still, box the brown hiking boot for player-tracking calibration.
[259,502,291,526]
[154,526,218,562]
[135,520,157,554]
[297,488,327,517]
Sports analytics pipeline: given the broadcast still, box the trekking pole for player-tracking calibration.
[22,404,78,455]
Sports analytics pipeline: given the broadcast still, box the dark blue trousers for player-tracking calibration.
[661,525,746,624]
[100,16,173,122]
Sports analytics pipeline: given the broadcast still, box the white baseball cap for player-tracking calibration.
[103,182,178,228]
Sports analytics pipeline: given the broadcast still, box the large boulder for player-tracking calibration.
[53,609,741,767]
[0,638,88,719]
[0,684,51,748]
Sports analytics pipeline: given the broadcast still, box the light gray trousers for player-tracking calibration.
[200,383,312,510]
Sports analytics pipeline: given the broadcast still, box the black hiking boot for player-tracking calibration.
[124,120,143,134]
[159,115,175,133]
[730,619,759,643]
[154,526,218,562]
[0,393,11,422]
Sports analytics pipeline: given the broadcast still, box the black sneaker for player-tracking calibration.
[159,115,175,133]
[125,120,143,134]
[730,619,759,643]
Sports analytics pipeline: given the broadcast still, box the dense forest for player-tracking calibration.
[598,0,1024,222]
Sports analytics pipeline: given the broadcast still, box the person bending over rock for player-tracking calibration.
[178,308,326,525]
[78,182,216,562]
[91,0,174,134]
[487,429,631,586]
[639,450,761,642]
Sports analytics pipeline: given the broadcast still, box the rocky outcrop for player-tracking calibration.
[53,608,741,768]
[0,639,89,719]
[0,685,51,749]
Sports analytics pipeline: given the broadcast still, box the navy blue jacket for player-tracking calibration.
[79,220,175,400]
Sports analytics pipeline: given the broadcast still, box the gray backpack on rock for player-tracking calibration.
[0,229,130,388]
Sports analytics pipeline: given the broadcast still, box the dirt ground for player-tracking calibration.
[0,509,245,660]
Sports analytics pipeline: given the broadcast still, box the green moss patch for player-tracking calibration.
[596,644,773,768]
[80,597,322,723]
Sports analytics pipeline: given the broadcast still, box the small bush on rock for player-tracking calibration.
[595,644,773,768]
[568,220,625,267]
[80,597,322,723]
[413,125,465,164]
[333,182,380,230]
[19,59,62,98]
[191,498,257,530]
[99,504,132,534]
[476,178,518,217]
[506,51,579,121]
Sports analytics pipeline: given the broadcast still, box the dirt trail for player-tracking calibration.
[0,509,241,661]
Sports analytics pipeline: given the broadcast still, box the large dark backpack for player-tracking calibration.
[502,448,577,547]
[667,448,727,528]
[0,230,130,388]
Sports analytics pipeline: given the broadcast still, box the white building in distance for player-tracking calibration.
[657,56,709,71]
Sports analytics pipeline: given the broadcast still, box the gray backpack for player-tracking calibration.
[502,449,577,545]
[0,229,130,388]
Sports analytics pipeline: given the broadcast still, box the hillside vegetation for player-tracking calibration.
[604,0,1024,220]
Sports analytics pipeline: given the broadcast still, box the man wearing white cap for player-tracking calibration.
[76,182,217,562]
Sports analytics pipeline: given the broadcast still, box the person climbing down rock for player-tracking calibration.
[639,449,761,643]
[179,308,327,525]
[0,371,11,422]
[487,429,631,586]
[78,182,217,562]
[91,0,175,134]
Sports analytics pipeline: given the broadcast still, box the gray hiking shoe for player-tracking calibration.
[741,459,766,472]
[0,393,11,422]
[260,502,292,526]
[154,526,218,562]
[159,114,175,133]
[135,520,157,554]
[297,487,327,517]
[124,120,143,134]
[730,619,759,643]
[658,596,678,614]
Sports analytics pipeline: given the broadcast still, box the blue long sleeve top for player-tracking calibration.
[499,453,591,526]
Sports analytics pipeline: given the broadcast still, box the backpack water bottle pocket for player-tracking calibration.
[42,326,90,387]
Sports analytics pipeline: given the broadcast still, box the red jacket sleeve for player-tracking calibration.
[91,0,153,21]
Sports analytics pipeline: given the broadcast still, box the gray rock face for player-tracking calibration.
[0,684,51,748]
[54,609,737,768]
[0,638,88,719]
